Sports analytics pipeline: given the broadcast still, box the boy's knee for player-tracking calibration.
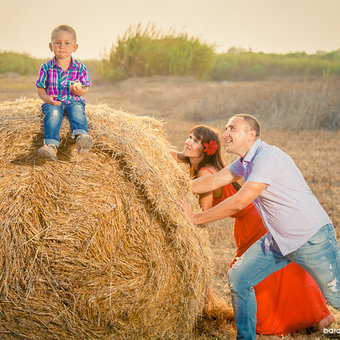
[69,101,85,110]
[45,109,62,120]
[69,105,86,118]
[51,109,60,116]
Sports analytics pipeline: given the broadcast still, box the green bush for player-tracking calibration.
[0,52,100,79]
[100,24,216,80]
[1,37,340,82]
[209,50,340,81]
[0,51,44,75]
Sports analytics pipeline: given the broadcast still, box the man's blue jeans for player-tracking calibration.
[228,223,340,340]
[41,101,89,147]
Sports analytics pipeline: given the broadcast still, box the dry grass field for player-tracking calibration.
[0,73,339,339]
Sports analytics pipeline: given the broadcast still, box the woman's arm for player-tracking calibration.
[197,167,215,211]
[169,150,188,163]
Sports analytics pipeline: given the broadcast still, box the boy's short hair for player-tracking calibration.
[51,25,77,42]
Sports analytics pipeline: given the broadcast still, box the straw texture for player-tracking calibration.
[0,98,211,339]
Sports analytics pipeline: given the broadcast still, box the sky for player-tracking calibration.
[1,0,339,60]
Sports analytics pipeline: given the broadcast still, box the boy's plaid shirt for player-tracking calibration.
[36,57,91,104]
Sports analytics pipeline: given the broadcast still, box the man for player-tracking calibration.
[178,114,340,340]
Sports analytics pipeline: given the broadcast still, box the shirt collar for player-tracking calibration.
[51,57,57,68]
[241,138,262,164]
[69,57,78,69]
[51,57,77,70]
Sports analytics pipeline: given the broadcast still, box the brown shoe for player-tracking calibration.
[37,144,57,160]
[76,134,93,154]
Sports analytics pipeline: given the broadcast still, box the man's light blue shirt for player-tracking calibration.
[228,138,331,256]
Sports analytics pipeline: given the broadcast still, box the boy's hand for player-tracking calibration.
[70,82,88,96]
[47,95,61,106]
[70,82,82,95]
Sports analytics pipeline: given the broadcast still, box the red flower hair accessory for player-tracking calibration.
[203,140,218,155]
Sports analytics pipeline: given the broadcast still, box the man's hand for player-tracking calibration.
[178,181,267,226]
[177,198,196,224]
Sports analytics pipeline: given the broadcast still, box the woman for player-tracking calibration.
[171,125,334,335]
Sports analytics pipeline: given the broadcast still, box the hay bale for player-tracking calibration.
[0,99,211,339]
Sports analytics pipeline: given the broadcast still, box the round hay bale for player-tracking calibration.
[0,99,211,339]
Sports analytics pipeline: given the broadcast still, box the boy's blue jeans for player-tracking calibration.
[42,101,89,147]
[228,223,340,340]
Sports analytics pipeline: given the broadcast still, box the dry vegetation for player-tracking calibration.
[0,74,339,339]
[0,99,215,339]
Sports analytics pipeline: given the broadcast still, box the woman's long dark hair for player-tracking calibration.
[188,125,241,191]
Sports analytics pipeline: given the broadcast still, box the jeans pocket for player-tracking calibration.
[306,225,331,246]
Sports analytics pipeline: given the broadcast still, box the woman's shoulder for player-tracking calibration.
[197,166,218,177]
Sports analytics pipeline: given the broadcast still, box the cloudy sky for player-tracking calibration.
[1,0,339,59]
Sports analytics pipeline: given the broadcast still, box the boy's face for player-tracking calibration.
[49,30,78,60]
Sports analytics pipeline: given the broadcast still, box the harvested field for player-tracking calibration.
[0,75,339,339]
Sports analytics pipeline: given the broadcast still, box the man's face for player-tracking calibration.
[223,117,254,157]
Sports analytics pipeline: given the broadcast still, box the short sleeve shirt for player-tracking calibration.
[228,138,331,255]
[36,57,91,104]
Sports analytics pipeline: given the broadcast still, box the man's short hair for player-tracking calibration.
[51,25,77,42]
[231,114,261,137]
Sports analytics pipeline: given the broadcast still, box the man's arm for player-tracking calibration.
[179,181,267,224]
[192,166,242,194]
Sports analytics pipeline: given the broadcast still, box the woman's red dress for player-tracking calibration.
[211,178,330,335]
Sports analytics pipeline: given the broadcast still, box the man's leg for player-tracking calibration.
[228,236,290,340]
[290,223,340,310]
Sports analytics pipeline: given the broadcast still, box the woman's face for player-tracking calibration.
[183,133,204,158]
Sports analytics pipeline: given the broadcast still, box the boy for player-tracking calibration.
[36,24,93,160]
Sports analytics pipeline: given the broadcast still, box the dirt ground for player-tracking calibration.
[1,74,339,339]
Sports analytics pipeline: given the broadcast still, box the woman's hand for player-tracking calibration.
[177,198,196,224]
[169,149,187,163]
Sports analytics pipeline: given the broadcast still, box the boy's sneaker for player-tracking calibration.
[37,144,57,160]
[76,134,93,154]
